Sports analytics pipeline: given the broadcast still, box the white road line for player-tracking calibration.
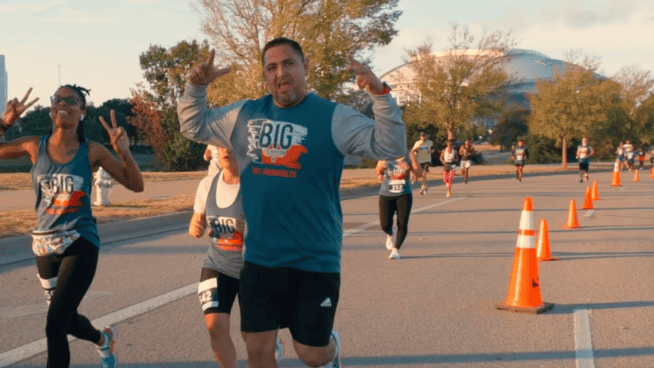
[583,210,595,218]
[0,284,198,367]
[574,309,595,368]
[2,196,467,366]
[343,196,466,236]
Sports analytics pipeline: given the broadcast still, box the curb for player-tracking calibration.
[0,211,193,267]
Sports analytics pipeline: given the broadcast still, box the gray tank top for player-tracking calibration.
[203,171,245,279]
[31,136,99,247]
[379,153,412,197]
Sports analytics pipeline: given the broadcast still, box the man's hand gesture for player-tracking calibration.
[2,88,39,126]
[188,50,231,86]
[347,57,384,95]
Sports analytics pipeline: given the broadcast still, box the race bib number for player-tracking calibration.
[389,179,405,194]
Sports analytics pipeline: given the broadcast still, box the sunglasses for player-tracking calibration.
[50,95,81,106]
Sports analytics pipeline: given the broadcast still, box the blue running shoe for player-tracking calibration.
[275,335,285,363]
[96,325,117,368]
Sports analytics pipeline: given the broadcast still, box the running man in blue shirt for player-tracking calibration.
[178,37,406,367]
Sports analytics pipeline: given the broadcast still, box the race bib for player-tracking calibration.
[389,179,405,194]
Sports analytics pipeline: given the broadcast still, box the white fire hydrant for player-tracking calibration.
[93,167,114,206]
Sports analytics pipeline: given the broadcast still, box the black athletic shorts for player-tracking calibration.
[239,261,340,347]
[579,162,589,172]
[198,267,240,315]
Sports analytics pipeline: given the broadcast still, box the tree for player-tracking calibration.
[130,40,212,171]
[127,93,168,161]
[529,55,620,168]
[402,24,515,141]
[195,0,401,104]
[612,65,654,142]
[490,108,529,151]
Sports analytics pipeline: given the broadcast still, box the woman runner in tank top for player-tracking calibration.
[440,139,458,197]
[616,142,625,171]
[189,146,284,367]
[0,86,143,368]
[376,150,422,259]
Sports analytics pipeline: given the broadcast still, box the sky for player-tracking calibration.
[1,0,653,107]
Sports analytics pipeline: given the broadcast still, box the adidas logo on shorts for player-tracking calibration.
[320,297,332,308]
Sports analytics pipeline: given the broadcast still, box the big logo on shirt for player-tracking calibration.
[37,174,86,215]
[247,119,308,176]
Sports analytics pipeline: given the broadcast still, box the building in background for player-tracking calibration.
[378,49,580,131]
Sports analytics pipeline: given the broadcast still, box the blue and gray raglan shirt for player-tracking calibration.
[178,83,406,273]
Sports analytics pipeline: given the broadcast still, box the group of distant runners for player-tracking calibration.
[615,140,652,172]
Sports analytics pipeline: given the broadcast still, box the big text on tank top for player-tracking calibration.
[204,171,245,279]
[31,136,99,249]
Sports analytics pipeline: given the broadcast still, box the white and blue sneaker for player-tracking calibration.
[318,330,341,368]
[275,335,285,363]
[385,231,394,250]
[96,325,117,368]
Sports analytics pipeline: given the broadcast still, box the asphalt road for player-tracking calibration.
[1,169,653,367]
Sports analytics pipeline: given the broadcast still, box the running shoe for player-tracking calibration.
[579,179,583,183]
[317,330,341,368]
[96,325,117,368]
[275,336,285,363]
[446,191,451,197]
[385,231,394,250]
[585,174,589,182]
[389,248,401,259]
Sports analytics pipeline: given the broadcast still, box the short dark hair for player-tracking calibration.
[262,37,304,65]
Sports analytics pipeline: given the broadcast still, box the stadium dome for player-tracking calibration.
[378,48,578,128]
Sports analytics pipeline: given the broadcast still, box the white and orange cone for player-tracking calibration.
[496,197,554,314]
[610,161,622,187]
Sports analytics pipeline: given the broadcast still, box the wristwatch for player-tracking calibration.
[378,81,392,95]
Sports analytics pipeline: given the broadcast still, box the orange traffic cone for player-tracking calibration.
[591,180,601,200]
[536,219,558,261]
[633,169,640,182]
[496,197,554,314]
[581,187,594,210]
[650,167,654,178]
[563,199,581,229]
[610,161,621,187]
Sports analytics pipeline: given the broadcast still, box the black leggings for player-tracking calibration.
[379,193,413,250]
[36,237,102,368]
